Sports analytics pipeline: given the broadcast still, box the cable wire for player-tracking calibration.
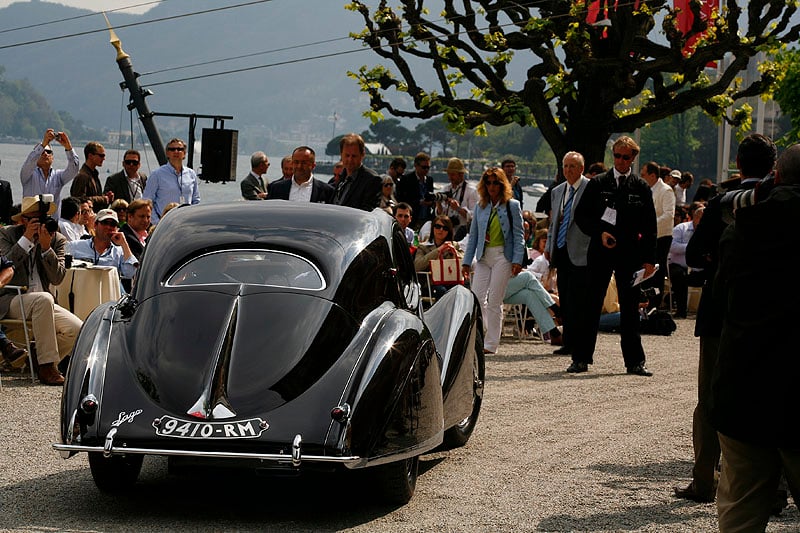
[0,0,273,51]
[0,1,165,35]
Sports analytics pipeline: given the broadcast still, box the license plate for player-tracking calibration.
[153,416,267,439]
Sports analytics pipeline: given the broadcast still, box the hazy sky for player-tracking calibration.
[0,0,154,14]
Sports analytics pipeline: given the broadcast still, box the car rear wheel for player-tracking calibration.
[372,455,419,505]
[88,452,143,493]
[443,328,485,448]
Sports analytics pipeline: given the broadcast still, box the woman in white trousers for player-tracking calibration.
[462,167,525,353]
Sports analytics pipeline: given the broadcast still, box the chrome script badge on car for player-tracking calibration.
[152,416,268,439]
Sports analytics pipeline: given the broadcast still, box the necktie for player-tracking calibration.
[557,186,574,249]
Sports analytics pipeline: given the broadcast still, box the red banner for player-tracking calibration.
[675,0,719,59]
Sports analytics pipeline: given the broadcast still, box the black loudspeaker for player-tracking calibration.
[200,128,238,183]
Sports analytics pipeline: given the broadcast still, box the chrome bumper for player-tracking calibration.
[53,431,362,467]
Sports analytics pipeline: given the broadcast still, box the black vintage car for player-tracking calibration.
[54,202,484,504]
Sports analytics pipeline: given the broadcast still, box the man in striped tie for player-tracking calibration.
[545,152,592,371]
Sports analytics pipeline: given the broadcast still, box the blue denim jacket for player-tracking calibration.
[463,198,525,266]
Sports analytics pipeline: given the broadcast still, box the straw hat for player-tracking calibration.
[12,196,57,223]
[446,158,466,174]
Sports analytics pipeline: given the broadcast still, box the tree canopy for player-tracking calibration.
[347,0,800,164]
[0,65,103,142]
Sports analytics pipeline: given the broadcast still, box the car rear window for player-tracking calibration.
[167,250,325,290]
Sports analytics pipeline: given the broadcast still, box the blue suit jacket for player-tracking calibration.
[463,198,525,266]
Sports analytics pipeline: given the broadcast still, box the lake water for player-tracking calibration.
[0,142,540,210]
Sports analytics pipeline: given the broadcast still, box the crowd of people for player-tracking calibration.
[1,126,797,530]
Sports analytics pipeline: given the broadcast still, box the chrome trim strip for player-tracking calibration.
[53,443,361,465]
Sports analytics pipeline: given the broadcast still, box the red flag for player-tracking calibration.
[675,0,719,58]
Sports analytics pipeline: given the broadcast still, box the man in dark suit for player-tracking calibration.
[0,159,14,224]
[240,151,269,200]
[396,152,434,228]
[673,133,778,504]
[121,199,152,261]
[333,133,382,211]
[103,149,148,203]
[268,146,334,204]
[575,135,657,376]
[544,152,592,368]
[711,142,799,530]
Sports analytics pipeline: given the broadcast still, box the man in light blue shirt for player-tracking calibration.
[20,128,80,218]
[67,209,138,280]
[142,138,200,224]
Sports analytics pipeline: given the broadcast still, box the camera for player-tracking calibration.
[37,194,59,233]
[55,133,63,142]
[424,190,453,203]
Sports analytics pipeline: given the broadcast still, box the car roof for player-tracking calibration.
[134,201,395,299]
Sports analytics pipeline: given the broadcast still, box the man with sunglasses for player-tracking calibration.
[397,152,434,229]
[574,135,657,376]
[67,209,138,281]
[20,128,79,219]
[143,138,200,224]
[70,142,114,211]
[104,149,148,203]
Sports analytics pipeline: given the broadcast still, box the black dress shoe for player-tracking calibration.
[627,363,653,377]
[673,483,714,503]
[553,346,571,356]
[566,361,588,373]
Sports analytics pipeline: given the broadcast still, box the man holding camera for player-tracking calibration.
[0,196,83,386]
[20,129,79,219]
[435,157,477,242]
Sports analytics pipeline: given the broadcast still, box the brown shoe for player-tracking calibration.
[37,363,65,386]
[1,340,28,368]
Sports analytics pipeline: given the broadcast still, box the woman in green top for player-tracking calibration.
[461,168,526,353]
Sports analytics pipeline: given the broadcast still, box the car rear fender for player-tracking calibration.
[331,308,444,465]
[423,285,483,429]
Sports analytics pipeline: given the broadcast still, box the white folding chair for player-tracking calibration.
[0,285,37,385]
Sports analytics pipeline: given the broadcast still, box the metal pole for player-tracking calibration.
[104,14,166,166]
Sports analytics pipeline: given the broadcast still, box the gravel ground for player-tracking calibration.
[1,318,797,532]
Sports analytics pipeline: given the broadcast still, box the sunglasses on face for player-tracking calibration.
[167,146,185,152]
[93,153,106,159]
[123,159,140,165]
[613,153,632,161]
[485,180,501,186]
[433,224,447,230]
[43,149,53,155]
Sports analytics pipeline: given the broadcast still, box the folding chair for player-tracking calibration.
[502,304,530,340]
[0,285,37,385]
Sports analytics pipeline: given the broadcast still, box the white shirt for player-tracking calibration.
[58,219,88,242]
[438,180,478,227]
[289,176,313,202]
[650,178,676,238]
[126,175,144,200]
